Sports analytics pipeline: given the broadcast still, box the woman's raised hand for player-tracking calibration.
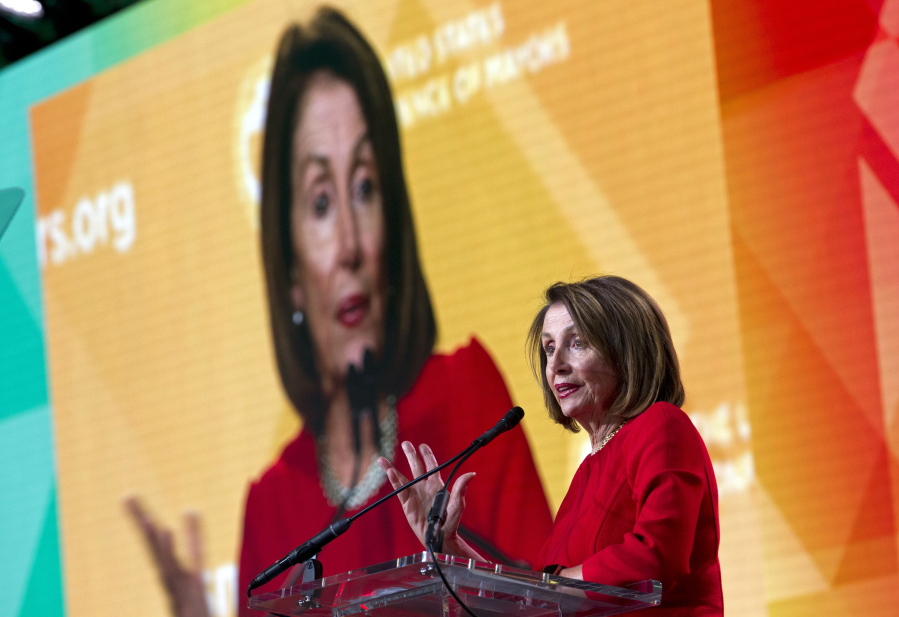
[124,496,211,617]
[377,442,484,561]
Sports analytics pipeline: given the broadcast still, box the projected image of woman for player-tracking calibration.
[244,6,551,599]
[127,8,552,617]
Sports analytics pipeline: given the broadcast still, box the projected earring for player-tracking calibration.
[292,310,304,325]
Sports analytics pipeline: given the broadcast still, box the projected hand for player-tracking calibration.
[377,441,484,561]
[124,496,211,617]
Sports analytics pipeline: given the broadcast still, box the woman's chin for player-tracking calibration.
[559,401,597,423]
[559,405,582,420]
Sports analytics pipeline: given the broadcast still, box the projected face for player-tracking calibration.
[289,71,386,392]
[542,303,619,427]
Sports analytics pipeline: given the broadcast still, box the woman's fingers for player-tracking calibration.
[377,457,407,489]
[124,495,155,536]
[123,494,144,521]
[378,457,419,511]
[451,471,477,496]
[401,441,426,478]
[377,456,408,484]
[124,496,169,565]
[419,444,440,473]
[378,443,476,552]
[161,529,181,571]
[411,443,446,498]
[444,472,476,531]
[385,442,444,488]
[123,496,212,617]
[124,496,200,577]
[184,510,204,575]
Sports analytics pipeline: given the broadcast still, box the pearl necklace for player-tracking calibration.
[317,397,398,510]
[590,420,628,455]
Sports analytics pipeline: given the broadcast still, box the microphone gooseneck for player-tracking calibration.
[246,406,526,597]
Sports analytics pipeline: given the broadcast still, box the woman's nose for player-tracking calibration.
[335,198,362,268]
[548,351,570,375]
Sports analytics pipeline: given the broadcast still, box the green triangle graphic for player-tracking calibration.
[0,188,24,243]
[15,487,66,617]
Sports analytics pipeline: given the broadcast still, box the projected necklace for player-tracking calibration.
[318,397,398,510]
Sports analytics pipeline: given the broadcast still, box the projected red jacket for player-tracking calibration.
[238,338,553,614]
[538,402,723,616]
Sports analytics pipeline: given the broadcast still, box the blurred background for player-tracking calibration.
[0,1,142,68]
[1,1,897,616]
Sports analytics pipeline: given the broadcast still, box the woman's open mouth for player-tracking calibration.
[337,294,369,328]
[555,383,581,399]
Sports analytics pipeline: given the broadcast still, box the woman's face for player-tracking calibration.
[541,303,619,427]
[290,71,386,392]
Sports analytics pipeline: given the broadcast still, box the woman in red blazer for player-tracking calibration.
[380,276,724,616]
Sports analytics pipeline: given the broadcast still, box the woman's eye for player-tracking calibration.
[544,345,555,356]
[354,177,375,203]
[312,193,329,216]
[573,339,584,349]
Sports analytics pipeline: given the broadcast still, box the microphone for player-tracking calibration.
[246,518,351,593]
[347,349,381,454]
[471,406,524,447]
[424,488,450,552]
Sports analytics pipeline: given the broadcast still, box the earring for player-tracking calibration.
[292,310,304,325]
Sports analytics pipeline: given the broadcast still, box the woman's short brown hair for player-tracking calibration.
[260,8,435,430]
[527,276,684,432]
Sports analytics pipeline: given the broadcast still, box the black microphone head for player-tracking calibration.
[503,406,524,428]
[473,407,526,447]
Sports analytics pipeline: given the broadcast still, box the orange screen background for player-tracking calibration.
[21,1,899,616]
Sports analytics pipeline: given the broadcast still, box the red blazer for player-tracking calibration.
[239,339,553,614]
[539,402,723,616]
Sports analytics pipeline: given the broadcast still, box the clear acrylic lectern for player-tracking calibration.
[248,552,661,616]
